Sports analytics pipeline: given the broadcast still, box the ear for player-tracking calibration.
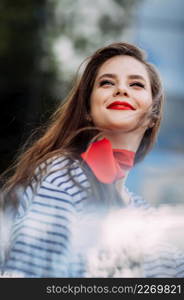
[148,121,155,128]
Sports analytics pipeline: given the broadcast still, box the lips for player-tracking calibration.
[107,101,135,110]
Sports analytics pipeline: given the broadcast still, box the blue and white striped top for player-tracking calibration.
[2,157,184,278]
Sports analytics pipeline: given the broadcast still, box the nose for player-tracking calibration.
[113,84,129,97]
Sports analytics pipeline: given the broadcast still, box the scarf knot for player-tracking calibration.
[81,138,135,184]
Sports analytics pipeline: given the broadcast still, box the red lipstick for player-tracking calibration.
[107,101,135,110]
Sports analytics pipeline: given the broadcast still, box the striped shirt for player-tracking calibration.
[2,157,184,277]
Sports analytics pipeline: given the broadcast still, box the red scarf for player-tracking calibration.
[81,138,135,184]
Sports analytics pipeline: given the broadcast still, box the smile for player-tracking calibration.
[107,101,135,110]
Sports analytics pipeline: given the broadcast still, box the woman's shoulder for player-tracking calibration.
[15,156,91,220]
[143,242,184,278]
[42,156,91,191]
[123,185,150,209]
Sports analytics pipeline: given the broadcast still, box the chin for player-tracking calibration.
[110,124,137,132]
[97,120,138,132]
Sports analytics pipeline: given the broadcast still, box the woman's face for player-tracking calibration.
[90,55,152,132]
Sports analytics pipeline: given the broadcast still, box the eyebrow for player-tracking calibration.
[97,73,146,82]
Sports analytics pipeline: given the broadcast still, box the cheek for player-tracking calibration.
[90,93,99,121]
[146,95,152,107]
[137,92,152,108]
[90,90,105,112]
[90,93,97,115]
[90,92,107,126]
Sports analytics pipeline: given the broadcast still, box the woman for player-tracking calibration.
[1,42,183,277]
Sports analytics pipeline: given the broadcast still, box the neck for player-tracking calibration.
[115,173,131,205]
[115,172,128,188]
[103,130,143,200]
[103,130,144,152]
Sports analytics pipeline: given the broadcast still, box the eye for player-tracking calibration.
[99,79,114,86]
[130,82,145,88]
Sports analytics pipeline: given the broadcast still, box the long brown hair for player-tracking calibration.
[2,42,164,193]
